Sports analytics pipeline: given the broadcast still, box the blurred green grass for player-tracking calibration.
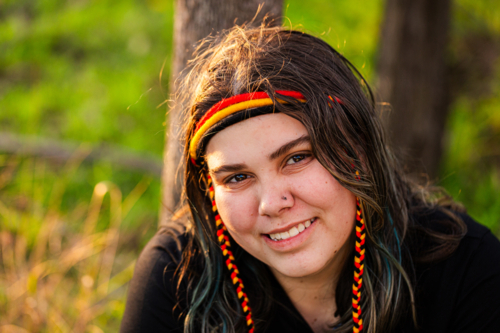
[1,0,500,331]
[0,0,172,151]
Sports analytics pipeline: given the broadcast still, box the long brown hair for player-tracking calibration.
[171,23,466,333]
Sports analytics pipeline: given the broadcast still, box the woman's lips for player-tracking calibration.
[268,217,316,241]
[262,218,318,250]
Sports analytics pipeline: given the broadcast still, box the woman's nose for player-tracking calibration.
[258,180,294,217]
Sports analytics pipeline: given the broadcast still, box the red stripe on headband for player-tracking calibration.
[194,90,305,133]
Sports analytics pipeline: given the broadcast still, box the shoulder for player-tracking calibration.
[417,209,500,269]
[413,211,500,332]
[441,212,500,294]
[141,220,190,268]
[455,212,500,258]
[120,220,192,333]
[133,220,190,294]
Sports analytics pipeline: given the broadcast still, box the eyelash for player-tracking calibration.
[227,174,249,183]
[286,153,310,165]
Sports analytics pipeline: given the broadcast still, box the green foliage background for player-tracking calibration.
[1,0,499,331]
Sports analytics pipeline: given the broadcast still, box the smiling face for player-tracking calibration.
[205,113,356,280]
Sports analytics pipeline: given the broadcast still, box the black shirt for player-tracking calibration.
[120,213,500,332]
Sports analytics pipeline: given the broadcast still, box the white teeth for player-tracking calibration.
[289,227,299,237]
[269,218,316,241]
[280,231,290,240]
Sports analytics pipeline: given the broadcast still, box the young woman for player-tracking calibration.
[120,25,500,333]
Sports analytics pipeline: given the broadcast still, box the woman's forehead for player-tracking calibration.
[205,113,308,167]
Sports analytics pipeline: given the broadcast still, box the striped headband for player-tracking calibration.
[189,91,365,333]
[189,90,311,164]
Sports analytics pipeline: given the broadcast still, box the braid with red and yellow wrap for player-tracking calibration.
[207,174,255,333]
[353,194,366,333]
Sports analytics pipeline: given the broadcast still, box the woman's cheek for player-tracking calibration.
[215,188,257,235]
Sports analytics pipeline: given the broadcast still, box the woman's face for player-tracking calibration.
[205,113,356,279]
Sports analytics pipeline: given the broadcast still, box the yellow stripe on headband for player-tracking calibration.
[189,97,305,160]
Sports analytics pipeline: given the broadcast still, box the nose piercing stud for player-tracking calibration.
[282,196,287,200]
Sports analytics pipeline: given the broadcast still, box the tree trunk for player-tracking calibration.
[161,0,283,222]
[376,0,451,178]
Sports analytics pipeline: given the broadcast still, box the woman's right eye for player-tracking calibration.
[227,174,248,183]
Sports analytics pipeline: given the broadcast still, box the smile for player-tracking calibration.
[268,217,317,241]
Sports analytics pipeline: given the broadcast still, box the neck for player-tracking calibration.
[270,245,351,333]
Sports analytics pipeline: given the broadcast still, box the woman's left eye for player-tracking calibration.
[286,154,308,165]
[227,174,248,183]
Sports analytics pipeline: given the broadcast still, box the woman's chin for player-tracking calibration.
[265,242,350,281]
[269,258,328,280]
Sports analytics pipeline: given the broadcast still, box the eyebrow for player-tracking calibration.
[209,135,311,176]
[268,135,311,160]
[210,163,248,176]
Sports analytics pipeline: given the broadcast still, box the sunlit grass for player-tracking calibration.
[0,151,152,332]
